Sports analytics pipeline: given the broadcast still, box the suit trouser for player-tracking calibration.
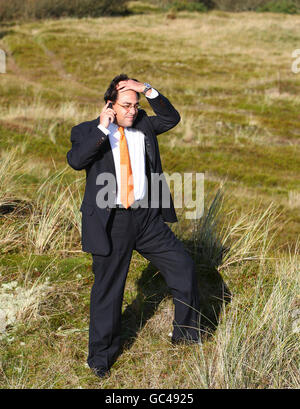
[87,205,200,370]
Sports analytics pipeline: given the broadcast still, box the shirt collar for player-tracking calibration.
[108,122,135,138]
[108,122,119,136]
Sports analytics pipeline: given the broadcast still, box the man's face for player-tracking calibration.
[113,90,139,128]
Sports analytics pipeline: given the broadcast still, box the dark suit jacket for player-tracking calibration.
[67,92,180,255]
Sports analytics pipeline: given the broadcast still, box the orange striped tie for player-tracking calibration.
[119,126,134,209]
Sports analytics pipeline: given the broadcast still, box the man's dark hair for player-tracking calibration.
[104,74,140,103]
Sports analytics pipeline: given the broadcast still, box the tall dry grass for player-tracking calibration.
[179,188,299,389]
[188,188,280,270]
[187,244,299,388]
[25,167,84,254]
[0,147,29,253]
[0,164,298,388]
[0,148,84,255]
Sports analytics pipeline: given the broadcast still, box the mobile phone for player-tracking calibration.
[107,102,114,123]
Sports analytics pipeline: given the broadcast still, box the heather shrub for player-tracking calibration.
[0,0,128,21]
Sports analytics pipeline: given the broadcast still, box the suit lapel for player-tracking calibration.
[134,119,155,171]
[93,117,116,177]
[104,138,116,176]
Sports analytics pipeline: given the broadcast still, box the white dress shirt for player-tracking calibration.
[97,88,158,205]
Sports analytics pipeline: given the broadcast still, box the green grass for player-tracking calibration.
[0,10,299,389]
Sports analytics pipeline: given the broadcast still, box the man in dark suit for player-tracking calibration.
[67,74,201,379]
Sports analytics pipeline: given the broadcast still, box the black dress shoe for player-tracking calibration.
[92,367,111,379]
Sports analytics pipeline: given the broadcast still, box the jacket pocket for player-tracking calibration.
[80,202,95,215]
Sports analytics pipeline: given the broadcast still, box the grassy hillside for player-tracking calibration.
[0,10,299,388]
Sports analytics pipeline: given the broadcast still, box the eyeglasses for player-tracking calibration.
[114,102,140,111]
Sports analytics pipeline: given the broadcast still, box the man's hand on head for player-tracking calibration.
[116,79,151,96]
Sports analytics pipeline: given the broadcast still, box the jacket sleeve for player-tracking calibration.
[146,92,181,135]
[66,123,108,171]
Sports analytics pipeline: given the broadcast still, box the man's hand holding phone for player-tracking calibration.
[99,101,116,128]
